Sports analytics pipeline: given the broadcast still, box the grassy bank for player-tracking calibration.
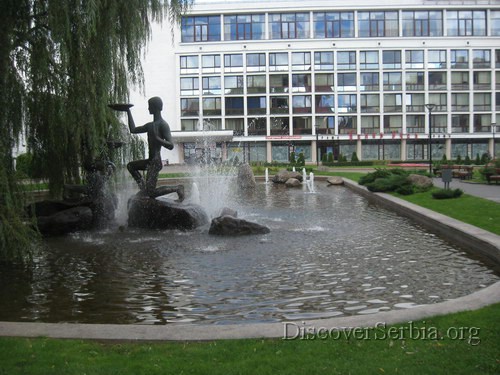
[0,303,498,374]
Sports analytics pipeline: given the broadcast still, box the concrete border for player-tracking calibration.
[1,177,499,341]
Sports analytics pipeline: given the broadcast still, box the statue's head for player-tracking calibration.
[148,96,163,113]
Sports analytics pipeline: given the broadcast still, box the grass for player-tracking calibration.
[0,303,498,374]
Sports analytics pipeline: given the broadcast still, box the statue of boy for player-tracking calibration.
[125,97,184,200]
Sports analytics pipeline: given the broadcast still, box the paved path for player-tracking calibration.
[433,178,500,203]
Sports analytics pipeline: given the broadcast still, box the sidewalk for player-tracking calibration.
[433,178,500,203]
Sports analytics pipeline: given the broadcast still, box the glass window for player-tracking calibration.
[247,75,266,94]
[270,13,310,39]
[406,72,425,91]
[202,76,221,95]
[225,97,244,116]
[492,11,500,36]
[360,51,379,70]
[338,94,357,113]
[315,73,334,92]
[428,72,447,90]
[202,54,221,73]
[224,76,244,95]
[246,53,266,72]
[402,10,442,37]
[473,72,491,90]
[180,55,199,74]
[405,93,425,112]
[181,98,199,117]
[224,54,243,72]
[313,11,354,38]
[225,118,245,136]
[315,95,335,113]
[270,97,289,114]
[383,115,402,132]
[360,72,379,91]
[473,93,491,111]
[337,51,356,70]
[248,117,267,135]
[447,10,486,36]
[472,50,491,69]
[428,93,447,111]
[428,50,446,69]
[382,50,401,69]
[292,52,311,71]
[338,116,357,134]
[181,16,221,42]
[293,119,313,136]
[202,97,221,116]
[314,52,334,70]
[292,95,312,114]
[384,94,402,112]
[451,93,469,111]
[180,77,199,96]
[270,74,289,93]
[292,74,311,93]
[181,119,198,132]
[405,50,424,69]
[383,72,402,91]
[337,73,356,91]
[360,94,380,113]
[451,71,469,90]
[361,116,380,133]
[247,97,266,115]
[473,114,491,132]
[451,50,469,69]
[406,115,425,132]
[269,52,289,71]
[224,14,265,40]
[358,11,398,37]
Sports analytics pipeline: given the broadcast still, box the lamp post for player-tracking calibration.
[315,125,320,166]
[425,104,436,175]
[492,122,497,159]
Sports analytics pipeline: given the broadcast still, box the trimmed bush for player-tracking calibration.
[432,188,463,199]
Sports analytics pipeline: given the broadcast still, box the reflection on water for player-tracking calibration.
[0,183,498,325]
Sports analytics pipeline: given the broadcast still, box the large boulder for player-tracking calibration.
[128,195,209,230]
[272,170,303,184]
[285,178,302,188]
[36,206,93,236]
[237,163,256,189]
[208,215,270,236]
[326,176,344,186]
[407,174,433,190]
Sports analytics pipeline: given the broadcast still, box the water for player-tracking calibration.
[0,183,497,325]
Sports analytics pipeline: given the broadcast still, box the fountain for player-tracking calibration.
[306,172,316,193]
[265,168,269,184]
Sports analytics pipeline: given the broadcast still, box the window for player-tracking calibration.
[269,53,289,71]
[270,117,289,136]
[337,51,356,70]
[224,76,244,95]
[180,56,199,74]
[428,50,446,69]
[473,93,491,111]
[428,93,447,111]
[181,98,199,117]
[383,115,402,132]
[315,74,334,92]
[182,16,221,42]
[225,97,244,116]
[406,115,425,133]
[472,50,491,69]
[201,55,221,74]
[224,14,265,40]
[338,116,357,134]
[337,73,356,91]
[383,72,402,91]
[402,10,442,37]
[313,11,354,38]
[428,72,446,90]
[406,72,424,91]
[202,98,221,116]
[358,11,398,37]
[360,94,380,113]
[316,116,335,134]
[405,50,424,69]
[405,93,425,112]
[293,118,313,135]
[180,77,199,96]
[492,11,500,36]
[451,71,469,90]
[292,95,312,114]
[315,95,334,113]
[361,116,380,133]
[452,114,469,133]
[225,118,245,136]
[247,75,266,94]
[270,13,310,39]
[224,54,243,72]
[360,72,379,91]
[382,51,401,69]
[246,53,266,72]
[292,52,311,71]
[384,94,402,112]
[451,93,469,111]
[247,97,266,115]
[270,97,289,114]
[314,52,334,70]
[473,114,491,132]
[248,117,267,135]
[270,74,289,93]
[292,74,311,92]
[473,72,491,90]
[360,51,379,70]
[202,76,221,95]
[497,50,500,68]
[338,94,357,113]
[447,10,486,36]
[181,119,198,131]
[451,50,469,69]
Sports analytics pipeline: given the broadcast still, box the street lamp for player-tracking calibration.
[315,125,320,166]
[425,103,436,175]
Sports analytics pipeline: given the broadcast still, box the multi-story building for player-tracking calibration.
[160,0,500,164]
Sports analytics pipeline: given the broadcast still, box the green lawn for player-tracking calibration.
[1,303,499,374]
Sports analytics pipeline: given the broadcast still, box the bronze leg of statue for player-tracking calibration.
[145,156,184,201]
[127,159,149,190]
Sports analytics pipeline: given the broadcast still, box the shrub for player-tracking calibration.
[456,155,462,164]
[464,155,471,165]
[475,154,481,165]
[351,152,359,162]
[365,174,411,193]
[296,152,305,167]
[289,152,296,165]
[322,153,328,163]
[327,152,334,163]
[359,168,393,185]
[432,188,464,199]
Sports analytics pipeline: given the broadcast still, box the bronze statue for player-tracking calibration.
[110,97,184,201]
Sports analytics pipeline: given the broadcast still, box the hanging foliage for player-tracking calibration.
[0,0,193,263]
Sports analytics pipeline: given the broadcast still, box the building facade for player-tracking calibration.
[170,0,500,164]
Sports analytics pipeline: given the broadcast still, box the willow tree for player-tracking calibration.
[0,0,193,263]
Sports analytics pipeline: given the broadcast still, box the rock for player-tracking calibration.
[128,195,209,230]
[208,215,271,236]
[407,174,433,189]
[237,163,256,189]
[272,170,303,184]
[285,178,302,187]
[36,206,93,236]
[327,176,344,186]
[219,207,238,217]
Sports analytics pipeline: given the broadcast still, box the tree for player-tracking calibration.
[0,0,193,263]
